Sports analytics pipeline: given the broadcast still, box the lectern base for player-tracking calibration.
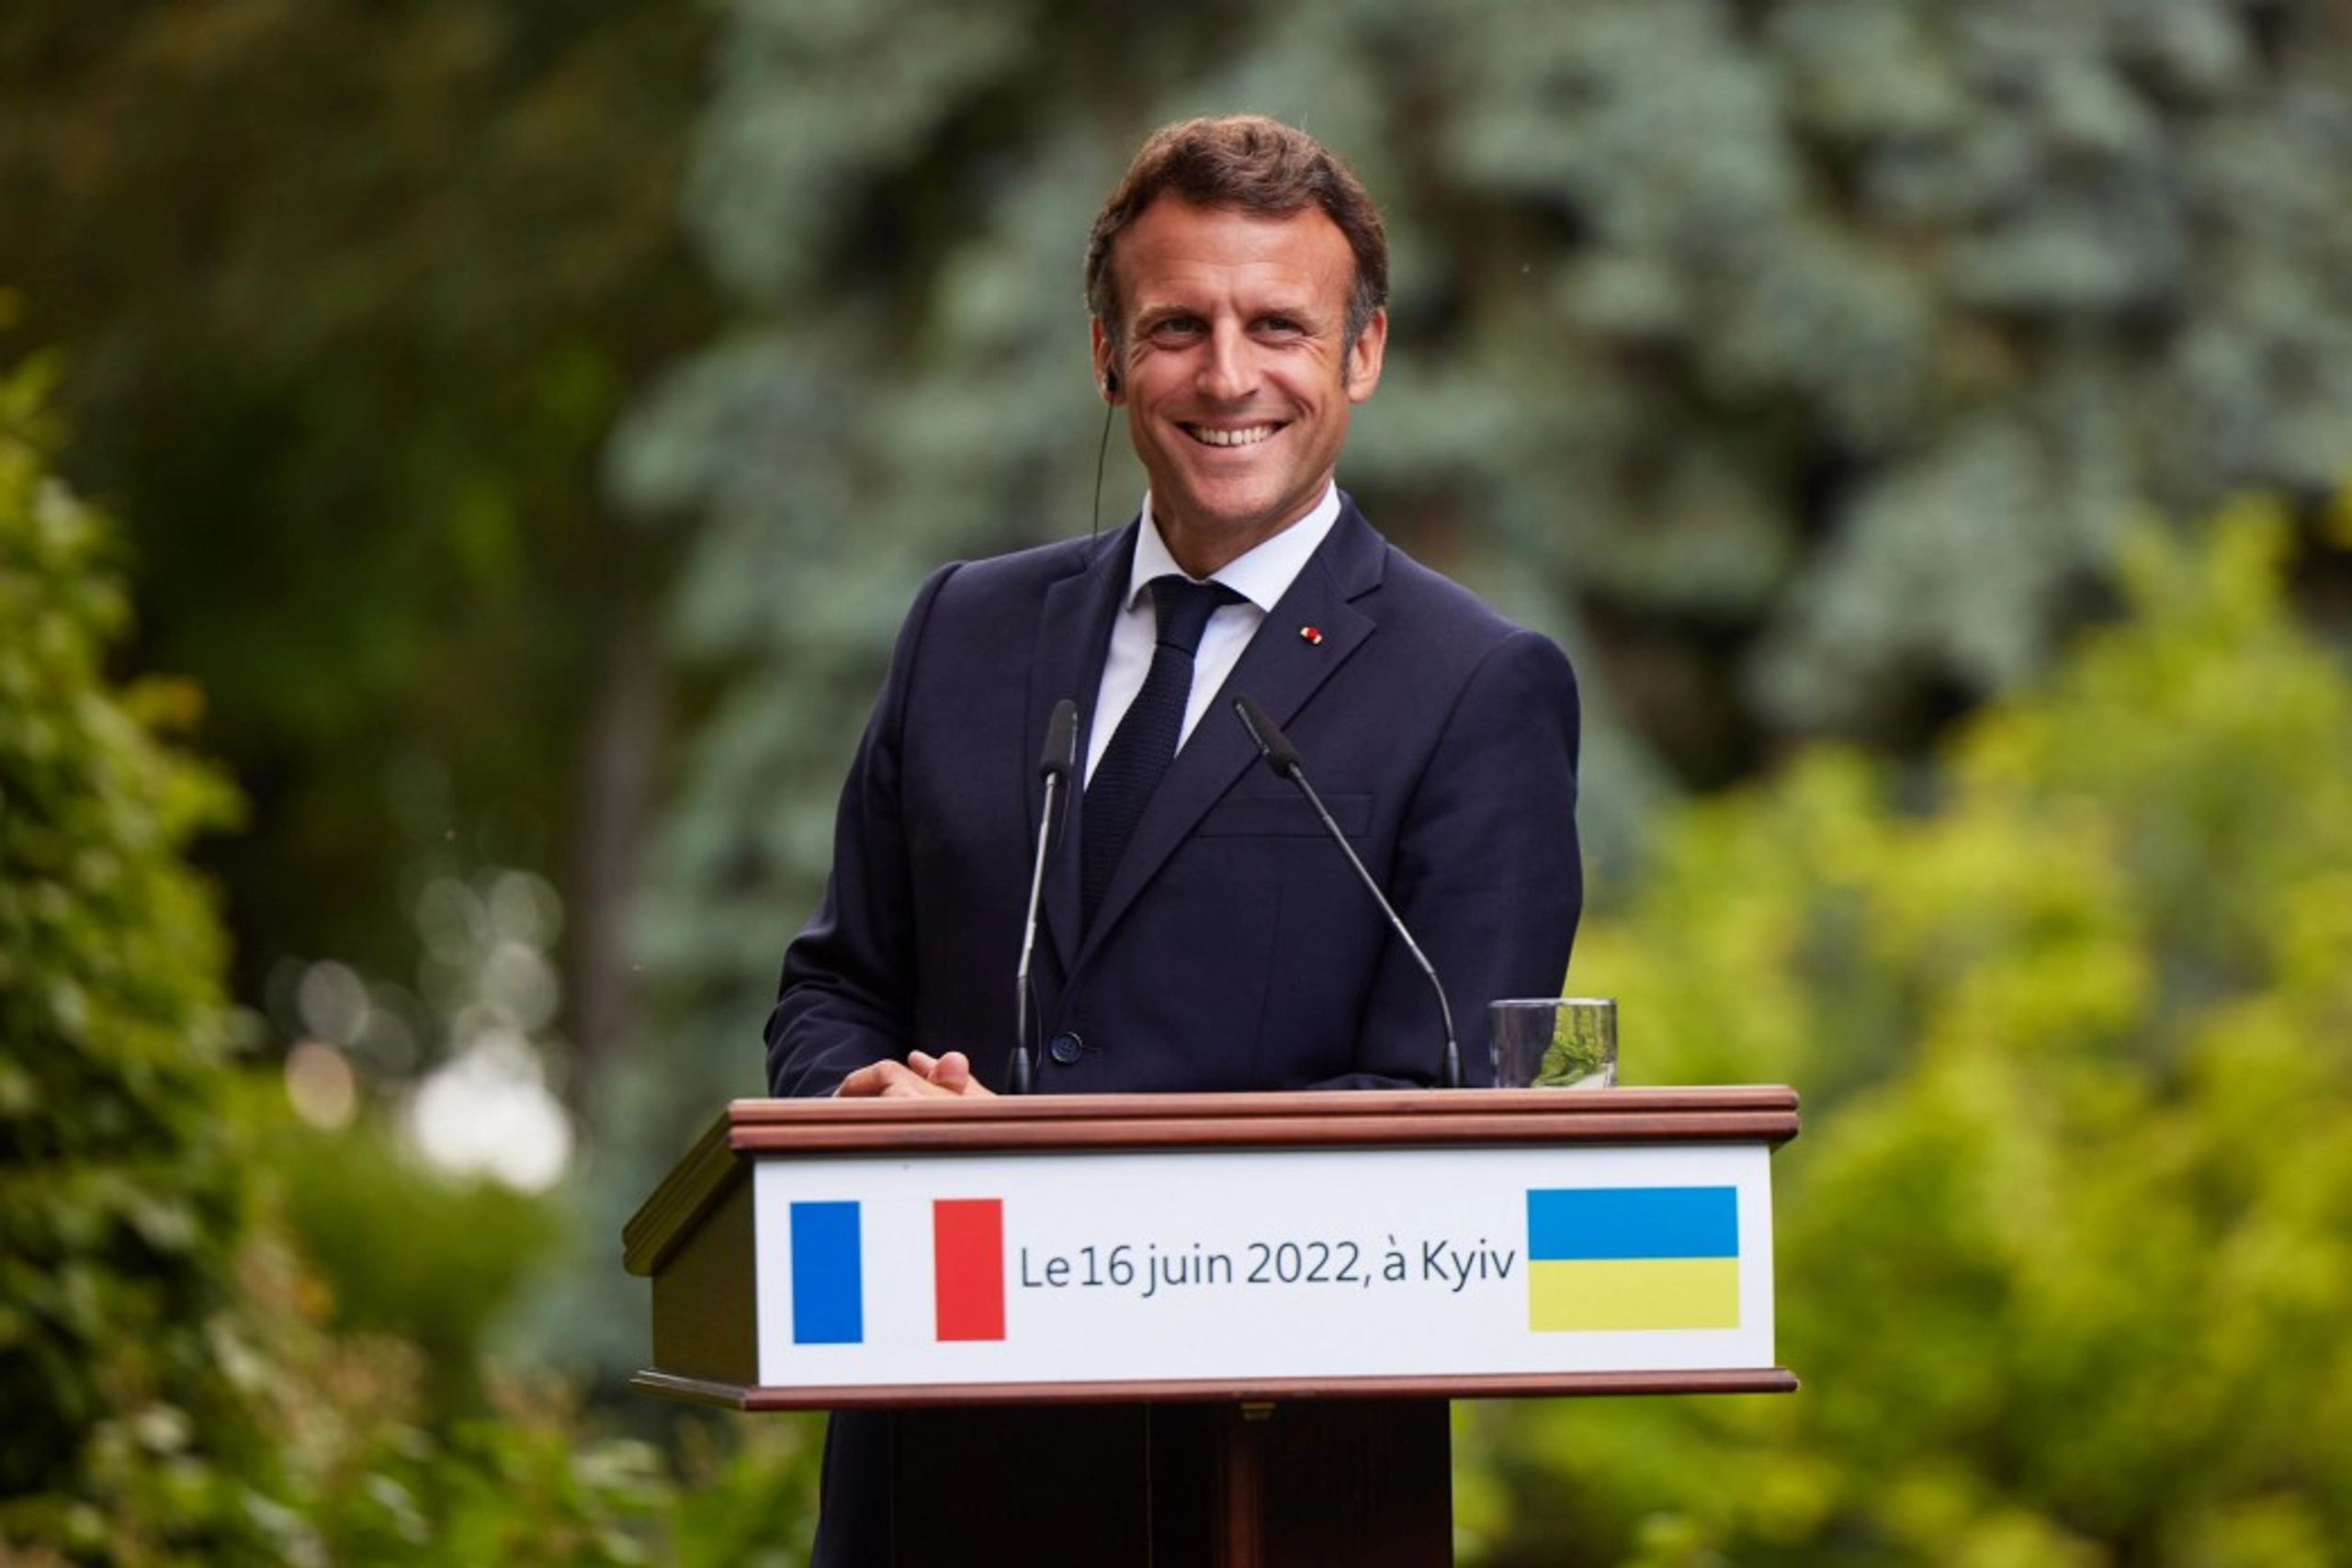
[882,1398,1451,1567]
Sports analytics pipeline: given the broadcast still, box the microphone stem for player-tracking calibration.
[1278,761,1462,1089]
[1011,769,1064,1094]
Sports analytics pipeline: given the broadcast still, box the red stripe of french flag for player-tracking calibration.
[932,1198,1006,1341]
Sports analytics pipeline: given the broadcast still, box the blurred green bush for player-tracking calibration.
[1,354,820,1564]
[1,347,267,1559]
[1465,501,2352,1566]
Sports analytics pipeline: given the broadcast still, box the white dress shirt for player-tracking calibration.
[1083,483,1342,784]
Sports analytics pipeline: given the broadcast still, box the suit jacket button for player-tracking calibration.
[1047,1032,1083,1066]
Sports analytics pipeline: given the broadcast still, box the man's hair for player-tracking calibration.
[1083,115,1389,352]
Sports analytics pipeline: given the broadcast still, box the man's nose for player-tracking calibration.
[1196,324,1257,400]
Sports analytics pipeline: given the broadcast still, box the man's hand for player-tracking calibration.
[834,1049,996,1099]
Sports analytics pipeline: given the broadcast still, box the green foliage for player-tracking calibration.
[157,1205,824,1568]
[211,1236,823,1568]
[0,0,718,1066]
[0,354,270,1558]
[423,1401,820,1568]
[1468,504,2352,1565]
[0,353,820,1564]
[259,1111,568,1419]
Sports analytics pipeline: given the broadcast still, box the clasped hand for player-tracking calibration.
[834,1049,996,1099]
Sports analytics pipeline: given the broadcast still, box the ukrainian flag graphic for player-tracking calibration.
[1526,1186,1740,1332]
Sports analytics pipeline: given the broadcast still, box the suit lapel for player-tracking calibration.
[1035,527,1135,975]
[1081,502,1387,951]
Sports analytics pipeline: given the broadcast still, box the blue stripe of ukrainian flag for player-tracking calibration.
[1525,1186,1740,1332]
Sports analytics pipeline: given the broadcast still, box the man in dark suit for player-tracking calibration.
[766,114,1582,1560]
[768,114,1581,1104]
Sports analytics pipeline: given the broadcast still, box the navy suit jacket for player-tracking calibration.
[766,496,1582,1096]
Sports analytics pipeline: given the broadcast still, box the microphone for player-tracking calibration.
[1011,699,1080,1093]
[1231,695,1464,1089]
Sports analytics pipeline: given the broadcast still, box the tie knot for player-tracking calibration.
[1148,575,1239,657]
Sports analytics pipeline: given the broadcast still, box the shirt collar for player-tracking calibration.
[1126,482,1342,612]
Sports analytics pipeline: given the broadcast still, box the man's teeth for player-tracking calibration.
[1188,424,1276,448]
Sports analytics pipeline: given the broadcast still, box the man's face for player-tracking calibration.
[1093,198,1385,576]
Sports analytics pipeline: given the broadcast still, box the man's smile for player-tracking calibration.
[1183,423,1282,448]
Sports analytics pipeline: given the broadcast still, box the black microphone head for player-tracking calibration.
[1231,694,1304,776]
[1040,698,1079,780]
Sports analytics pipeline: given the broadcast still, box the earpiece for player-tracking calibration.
[1102,367,1121,395]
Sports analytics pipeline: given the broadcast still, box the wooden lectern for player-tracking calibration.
[624,1087,1798,1564]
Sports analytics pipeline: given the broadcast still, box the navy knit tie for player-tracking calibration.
[1082,575,1240,930]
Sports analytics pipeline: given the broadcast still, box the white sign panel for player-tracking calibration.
[750,1143,1774,1390]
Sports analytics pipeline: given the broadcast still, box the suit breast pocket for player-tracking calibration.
[1195,791,1374,840]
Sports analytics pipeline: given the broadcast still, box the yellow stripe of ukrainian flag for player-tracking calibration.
[1527,1257,1741,1332]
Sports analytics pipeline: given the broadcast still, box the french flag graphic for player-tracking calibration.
[785,1198,1008,1345]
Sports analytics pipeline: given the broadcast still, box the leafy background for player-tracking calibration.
[6,0,2352,1561]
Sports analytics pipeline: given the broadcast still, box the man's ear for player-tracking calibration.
[1345,309,1388,403]
[1091,319,1122,403]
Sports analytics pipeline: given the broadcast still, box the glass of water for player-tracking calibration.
[1489,997,1617,1089]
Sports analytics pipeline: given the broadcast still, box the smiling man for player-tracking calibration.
[1090,191,1384,577]
[764,116,1584,1561]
